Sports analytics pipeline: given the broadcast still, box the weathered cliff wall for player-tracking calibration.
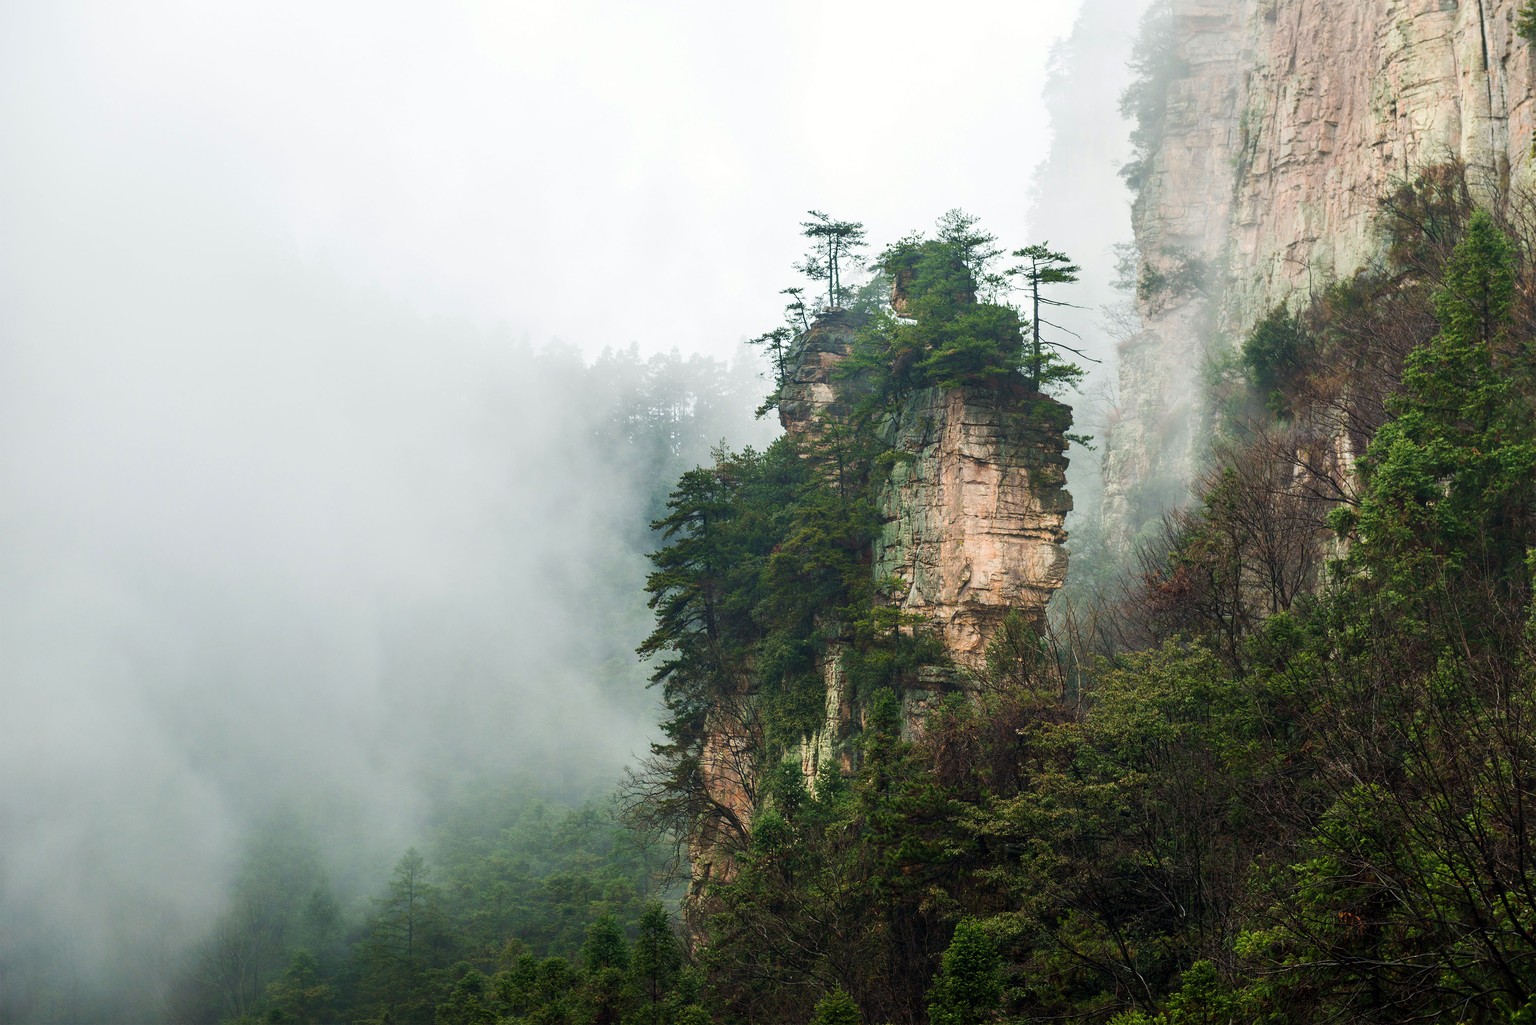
[1105,0,1535,545]
[773,315,1072,788]
[875,385,1072,667]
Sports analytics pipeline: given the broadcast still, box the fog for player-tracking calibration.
[1029,0,1155,537]
[1,169,774,1014]
[0,1,1145,1019]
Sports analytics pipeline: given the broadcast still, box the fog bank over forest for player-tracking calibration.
[0,0,1151,1019]
[1,168,773,1013]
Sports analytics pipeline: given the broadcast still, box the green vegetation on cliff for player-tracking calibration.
[634,193,1536,1025]
[178,194,1535,1025]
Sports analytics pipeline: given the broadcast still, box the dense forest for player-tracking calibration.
[626,181,1536,1024]
[166,165,1536,1025]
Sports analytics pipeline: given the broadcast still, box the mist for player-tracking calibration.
[0,1,1144,1020]
[1027,0,1153,543]
[1,153,775,1016]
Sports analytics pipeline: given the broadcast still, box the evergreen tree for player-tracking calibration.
[810,987,863,1025]
[357,848,449,1024]
[926,919,1002,1025]
[1011,243,1087,390]
[582,914,630,973]
[629,902,682,1024]
[797,211,868,310]
[264,949,334,1025]
[1336,209,1534,637]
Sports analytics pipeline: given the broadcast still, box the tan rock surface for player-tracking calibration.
[1105,0,1535,544]
[876,385,1072,668]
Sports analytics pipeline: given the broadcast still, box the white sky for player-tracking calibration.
[3,0,1087,360]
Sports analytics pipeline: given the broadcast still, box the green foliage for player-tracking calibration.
[811,987,863,1025]
[434,968,497,1025]
[1240,304,1310,415]
[355,848,451,1024]
[1013,242,1088,390]
[629,902,683,1025]
[1342,211,1535,632]
[582,914,630,973]
[1520,1,1536,43]
[263,949,333,1025]
[797,210,868,311]
[837,212,1085,402]
[843,234,1013,400]
[926,919,1002,1025]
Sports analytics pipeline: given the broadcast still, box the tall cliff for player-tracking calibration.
[780,319,1072,668]
[873,385,1072,666]
[684,312,1072,896]
[775,314,1071,779]
[1104,0,1535,544]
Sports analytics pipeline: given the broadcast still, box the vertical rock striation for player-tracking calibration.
[779,320,1073,674]
[1105,0,1535,545]
[875,384,1072,669]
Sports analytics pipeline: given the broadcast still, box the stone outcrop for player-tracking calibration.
[875,384,1072,667]
[687,267,1073,923]
[779,319,1073,674]
[777,312,860,444]
[774,313,1072,780]
[1105,0,1536,546]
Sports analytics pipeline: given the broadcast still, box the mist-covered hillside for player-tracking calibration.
[0,211,774,1019]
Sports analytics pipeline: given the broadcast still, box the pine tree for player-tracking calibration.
[357,849,447,1024]
[1011,243,1087,390]
[926,919,1002,1025]
[810,987,863,1025]
[629,902,682,1024]
[797,211,868,310]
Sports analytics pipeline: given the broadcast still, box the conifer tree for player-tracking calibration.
[629,902,682,1024]
[797,211,867,310]
[811,987,863,1025]
[1338,209,1534,631]
[1011,243,1087,389]
[926,918,1003,1025]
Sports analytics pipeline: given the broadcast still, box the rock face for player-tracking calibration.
[779,320,1073,672]
[772,319,1072,785]
[875,384,1072,668]
[1105,0,1536,545]
[777,312,860,443]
